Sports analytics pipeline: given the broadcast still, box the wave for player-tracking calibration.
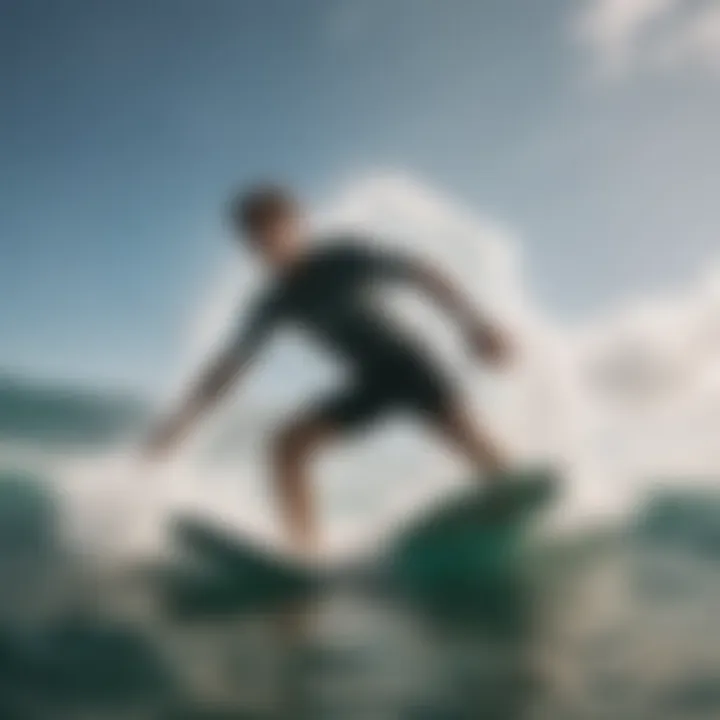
[0,375,145,449]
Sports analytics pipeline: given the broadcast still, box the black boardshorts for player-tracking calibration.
[308,356,457,431]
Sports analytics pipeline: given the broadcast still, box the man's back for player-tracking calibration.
[245,239,428,373]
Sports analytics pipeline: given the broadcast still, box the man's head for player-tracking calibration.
[229,185,306,267]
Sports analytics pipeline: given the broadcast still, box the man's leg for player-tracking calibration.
[432,401,510,481]
[272,415,337,557]
[271,379,386,556]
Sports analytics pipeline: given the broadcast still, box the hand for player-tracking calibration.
[142,420,179,462]
[467,321,513,367]
[141,390,210,462]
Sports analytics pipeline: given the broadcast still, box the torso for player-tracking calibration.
[268,242,425,373]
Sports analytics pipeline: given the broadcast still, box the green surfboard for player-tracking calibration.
[388,468,558,599]
[167,517,320,614]
[167,468,558,615]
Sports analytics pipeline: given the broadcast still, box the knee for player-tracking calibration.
[273,424,314,466]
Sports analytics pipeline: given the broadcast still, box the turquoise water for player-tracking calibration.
[0,376,719,719]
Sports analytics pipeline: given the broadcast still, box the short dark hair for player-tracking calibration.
[229,184,298,237]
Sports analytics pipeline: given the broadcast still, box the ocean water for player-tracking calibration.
[0,377,719,720]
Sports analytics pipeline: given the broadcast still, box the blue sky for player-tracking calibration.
[2,0,720,390]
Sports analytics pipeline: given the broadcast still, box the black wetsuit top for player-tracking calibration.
[233,240,454,427]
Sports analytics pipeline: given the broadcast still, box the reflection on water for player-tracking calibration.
[155,565,535,720]
[1,467,720,719]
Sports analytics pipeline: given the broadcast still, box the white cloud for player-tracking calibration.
[575,0,720,77]
[576,0,678,69]
[658,4,720,70]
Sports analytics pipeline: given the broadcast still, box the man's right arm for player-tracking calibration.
[143,348,249,458]
[143,296,277,458]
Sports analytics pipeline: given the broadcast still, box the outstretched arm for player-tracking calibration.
[143,347,250,459]
[143,295,278,459]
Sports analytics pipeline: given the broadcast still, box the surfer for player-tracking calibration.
[145,185,514,555]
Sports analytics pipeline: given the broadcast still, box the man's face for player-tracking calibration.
[247,211,305,268]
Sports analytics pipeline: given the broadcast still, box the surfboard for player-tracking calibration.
[388,468,558,600]
[167,468,558,614]
[163,519,320,616]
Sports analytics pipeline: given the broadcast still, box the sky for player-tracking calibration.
[2,0,720,391]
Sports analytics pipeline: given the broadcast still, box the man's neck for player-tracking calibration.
[275,242,311,276]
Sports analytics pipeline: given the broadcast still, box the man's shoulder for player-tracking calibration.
[310,233,377,263]
[247,281,285,319]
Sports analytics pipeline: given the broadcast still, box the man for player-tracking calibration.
[145,185,513,556]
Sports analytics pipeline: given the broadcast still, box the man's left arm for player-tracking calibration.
[372,249,513,366]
